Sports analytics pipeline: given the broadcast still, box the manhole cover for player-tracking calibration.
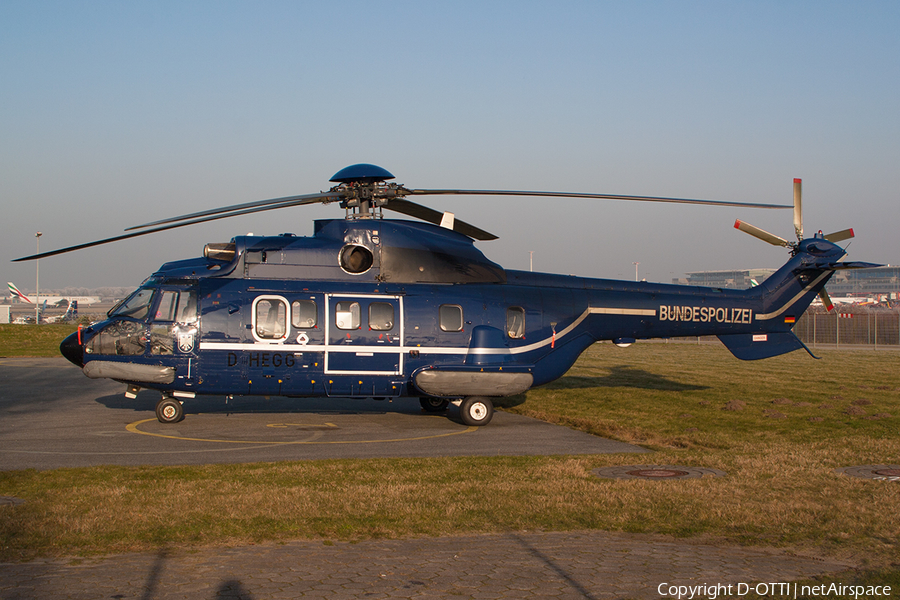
[0,496,24,507]
[593,465,726,480]
[626,469,690,478]
[836,465,900,481]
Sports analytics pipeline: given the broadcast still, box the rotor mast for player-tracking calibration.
[329,163,406,221]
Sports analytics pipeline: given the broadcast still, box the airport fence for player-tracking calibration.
[793,306,900,349]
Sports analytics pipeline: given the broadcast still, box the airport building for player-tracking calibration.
[672,269,776,289]
[674,265,900,297]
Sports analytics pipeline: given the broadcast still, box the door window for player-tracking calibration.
[335,301,360,330]
[368,302,394,331]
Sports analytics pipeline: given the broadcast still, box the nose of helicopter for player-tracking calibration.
[60,331,84,368]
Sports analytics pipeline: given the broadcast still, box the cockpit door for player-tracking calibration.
[149,286,200,385]
[325,294,403,375]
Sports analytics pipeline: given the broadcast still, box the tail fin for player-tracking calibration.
[7,282,32,303]
[718,237,880,360]
[755,238,878,323]
[61,300,77,321]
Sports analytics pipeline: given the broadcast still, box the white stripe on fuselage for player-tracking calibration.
[755,272,830,321]
[198,306,653,356]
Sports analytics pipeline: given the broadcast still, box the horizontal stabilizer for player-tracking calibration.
[828,261,882,270]
[718,331,817,361]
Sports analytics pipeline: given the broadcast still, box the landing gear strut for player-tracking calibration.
[155,394,184,423]
[459,396,494,426]
[419,397,450,413]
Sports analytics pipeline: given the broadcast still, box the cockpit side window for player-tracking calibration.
[109,287,155,320]
[176,292,198,323]
[155,291,178,322]
[153,290,199,323]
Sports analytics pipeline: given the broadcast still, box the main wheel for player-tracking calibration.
[459,396,494,426]
[156,396,184,423]
[420,397,450,413]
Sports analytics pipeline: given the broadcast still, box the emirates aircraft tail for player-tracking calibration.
[7,282,33,303]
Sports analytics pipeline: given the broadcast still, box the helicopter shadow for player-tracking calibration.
[95,390,422,417]
[482,365,709,411]
[541,365,708,393]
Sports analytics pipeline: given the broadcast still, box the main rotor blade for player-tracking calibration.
[409,189,791,210]
[13,199,329,262]
[383,199,498,240]
[125,191,342,231]
[824,228,854,243]
[734,219,791,247]
[793,178,803,241]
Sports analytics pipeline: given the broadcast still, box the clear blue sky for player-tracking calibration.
[2,1,898,290]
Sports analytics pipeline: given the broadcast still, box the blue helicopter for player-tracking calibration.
[16,165,875,426]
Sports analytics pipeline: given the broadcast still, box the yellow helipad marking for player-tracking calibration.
[126,418,477,445]
[267,423,338,429]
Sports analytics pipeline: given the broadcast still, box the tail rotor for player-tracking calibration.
[734,178,856,312]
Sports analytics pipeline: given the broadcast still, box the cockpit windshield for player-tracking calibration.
[108,287,156,320]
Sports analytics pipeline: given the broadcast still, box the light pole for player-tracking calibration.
[35,232,42,324]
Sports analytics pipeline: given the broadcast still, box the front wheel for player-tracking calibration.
[459,396,494,426]
[156,396,184,423]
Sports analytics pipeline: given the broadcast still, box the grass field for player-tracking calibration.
[0,333,898,588]
[0,323,77,357]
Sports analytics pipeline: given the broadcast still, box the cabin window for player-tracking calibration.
[291,300,317,329]
[369,302,394,331]
[253,296,289,341]
[507,306,525,339]
[440,304,463,332]
[335,301,360,330]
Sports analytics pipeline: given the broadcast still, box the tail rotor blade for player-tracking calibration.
[824,228,854,243]
[819,288,834,312]
[793,178,803,241]
[734,220,791,247]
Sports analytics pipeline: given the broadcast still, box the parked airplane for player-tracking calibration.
[6,282,99,305]
[42,300,78,323]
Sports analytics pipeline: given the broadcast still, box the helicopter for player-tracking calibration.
[15,165,876,426]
